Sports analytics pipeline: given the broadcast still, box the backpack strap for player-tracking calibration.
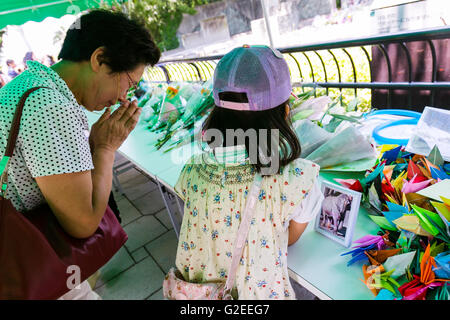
[224,173,263,294]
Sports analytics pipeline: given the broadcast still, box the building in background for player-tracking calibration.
[163,0,448,60]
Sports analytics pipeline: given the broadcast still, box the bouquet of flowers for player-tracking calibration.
[150,85,183,132]
[140,83,167,123]
[154,79,215,150]
[290,90,376,170]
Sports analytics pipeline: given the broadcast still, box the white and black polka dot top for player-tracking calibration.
[0,61,94,212]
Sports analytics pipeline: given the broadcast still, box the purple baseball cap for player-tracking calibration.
[213,45,292,111]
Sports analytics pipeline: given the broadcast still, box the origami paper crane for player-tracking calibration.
[362,265,401,296]
[430,166,450,180]
[394,162,409,174]
[390,171,407,193]
[401,174,432,194]
[417,180,450,203]
[411,204,450,242]
[360,163,385,187]
[412,204,445,233]
[368,184,383,210]
[421,244,449,284]
[341,243,376,266]
[405,192,436,213]
[378,144,398,155]
[365,248,402,265]
[407,160,428,182]
[441,196,450,207]
[383,250,416,279]
[375,288,398,300]
[396,230,415,253]
[431,201,450,237]
[428,145,445,168]
[351,233,394,250]
[386,201,409,213]
[340,143,450,300]
[429,241,447,257]
[361,264,385,296]
[381,146,402,165]
[444,164,450,173]
[382,210,404,228]
[432,251,450,279]
[333,178,363,192]
[392,215,433,237]
[398,243,449,300]
[383,165,395,182]
[381,177,396,198]
[369,215,398,231]
[398,274,444,300]
[400,152,414,159]
[434,283,449,300]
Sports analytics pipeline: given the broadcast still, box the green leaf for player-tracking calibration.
[328,113,362,123]
[323,117,343,133]
[291,109,315,122]
[297,89,316,98]
[292,91,316,109]
[346,97,361,112]
[319,95,341,123]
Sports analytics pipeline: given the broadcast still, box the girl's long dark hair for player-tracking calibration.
[202,92,301,175]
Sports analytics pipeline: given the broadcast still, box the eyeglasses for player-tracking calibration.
[125,71,138,97]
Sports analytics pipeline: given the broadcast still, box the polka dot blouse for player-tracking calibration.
[0,61,94,212]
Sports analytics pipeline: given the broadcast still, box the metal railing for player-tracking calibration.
[144,26,450,109]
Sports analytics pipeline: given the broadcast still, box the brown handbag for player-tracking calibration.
[0,87,128,300]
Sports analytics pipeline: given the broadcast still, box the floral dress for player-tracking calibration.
[174,146,321,299]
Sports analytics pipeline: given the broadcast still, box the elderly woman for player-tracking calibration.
[0,10,160,299]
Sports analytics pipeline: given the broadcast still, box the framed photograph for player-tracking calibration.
[314,179,362,248]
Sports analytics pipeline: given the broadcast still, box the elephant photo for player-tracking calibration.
[319,190,353,237]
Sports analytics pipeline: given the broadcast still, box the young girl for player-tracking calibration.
[172,45,324,300]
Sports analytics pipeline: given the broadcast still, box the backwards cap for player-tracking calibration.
[213,45,292,111]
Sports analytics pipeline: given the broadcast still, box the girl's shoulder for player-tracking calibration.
[272,158,321,198]
[279,158,320,181]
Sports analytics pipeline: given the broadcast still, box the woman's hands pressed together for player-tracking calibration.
[89,100,141,153]
[36,100,142,239]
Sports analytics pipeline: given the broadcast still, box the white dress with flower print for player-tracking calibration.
[174,154,320,300]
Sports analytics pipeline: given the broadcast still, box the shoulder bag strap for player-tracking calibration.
[224,173,263,293]
[0,87,46,195]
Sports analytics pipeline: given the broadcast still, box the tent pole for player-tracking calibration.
[260,0,274,47]
[0,0,72,16]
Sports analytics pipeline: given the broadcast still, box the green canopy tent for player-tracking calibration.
[0,0,117,30]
